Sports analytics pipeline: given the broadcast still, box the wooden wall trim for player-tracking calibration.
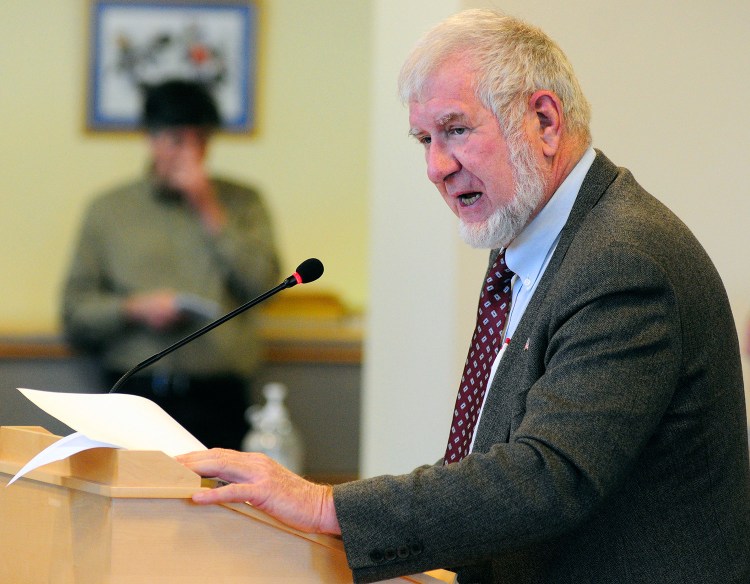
[0,329,363,366]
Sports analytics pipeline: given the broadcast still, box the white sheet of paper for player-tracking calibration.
[175,293,221,321]
[7,388,207,486]
[18,388,206,454]
[7,431,120,486]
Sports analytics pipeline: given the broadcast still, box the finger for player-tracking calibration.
[192,482,255,505]
[177,447,234,463]
[179,453,234,478]
[178,449,266,484]
[175,450,210,463]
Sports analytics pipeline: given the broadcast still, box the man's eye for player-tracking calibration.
[419,135,432,145]
[449,127,467,136]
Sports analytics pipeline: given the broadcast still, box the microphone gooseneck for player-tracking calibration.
[109,259,324,394]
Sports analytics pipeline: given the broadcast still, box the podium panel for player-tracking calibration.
[0,427,453,583]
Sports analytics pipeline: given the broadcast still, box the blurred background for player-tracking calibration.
[2,1,749,481]
[1,1,371,328]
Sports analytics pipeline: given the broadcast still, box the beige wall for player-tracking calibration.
[0,1,371,333]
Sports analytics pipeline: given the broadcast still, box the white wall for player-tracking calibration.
[363,0,478,476]
[363,0,750,477]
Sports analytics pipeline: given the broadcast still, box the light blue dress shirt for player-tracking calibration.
[468,147,596,452]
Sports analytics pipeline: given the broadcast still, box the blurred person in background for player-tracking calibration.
[62,79,280,449]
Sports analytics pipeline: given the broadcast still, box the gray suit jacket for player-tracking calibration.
[333,151,750,583]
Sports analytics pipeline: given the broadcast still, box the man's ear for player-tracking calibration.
[528,90,564,157]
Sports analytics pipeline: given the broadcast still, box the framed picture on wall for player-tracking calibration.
[86,0,258,133]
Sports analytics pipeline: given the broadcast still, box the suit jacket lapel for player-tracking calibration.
[472,150,620,451]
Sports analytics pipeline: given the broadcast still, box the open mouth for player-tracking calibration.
[458,192,482,206]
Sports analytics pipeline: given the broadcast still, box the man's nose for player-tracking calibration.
[426,144,460,184]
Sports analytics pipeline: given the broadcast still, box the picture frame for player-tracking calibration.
[86,0,258,133]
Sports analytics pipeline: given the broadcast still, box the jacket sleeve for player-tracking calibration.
[333,242,683,582]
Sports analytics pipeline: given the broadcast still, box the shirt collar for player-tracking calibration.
[147,169,185,204]
[505,147,596,287]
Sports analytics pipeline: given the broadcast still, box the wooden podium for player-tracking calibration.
[0,426,454,584]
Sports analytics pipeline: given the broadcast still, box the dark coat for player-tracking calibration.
[334,151,750,584]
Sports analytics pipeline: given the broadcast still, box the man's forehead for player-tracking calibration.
[408,95,480,132]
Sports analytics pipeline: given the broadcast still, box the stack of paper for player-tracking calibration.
[6,388,205,486]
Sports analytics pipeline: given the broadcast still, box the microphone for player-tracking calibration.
[109,258,324,394]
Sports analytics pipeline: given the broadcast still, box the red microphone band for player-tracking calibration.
[293,272,304,285]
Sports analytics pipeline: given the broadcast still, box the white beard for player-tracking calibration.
[458,136,546,249]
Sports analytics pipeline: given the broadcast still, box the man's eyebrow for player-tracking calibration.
[408,112,469,139]
[435,112,468,127]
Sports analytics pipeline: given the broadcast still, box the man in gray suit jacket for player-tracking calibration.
[178,9,750,583]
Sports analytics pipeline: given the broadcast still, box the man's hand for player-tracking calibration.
[167,135,227,235]
[123,289,182,331]
[176,449,341,536]
[150,127,227,235]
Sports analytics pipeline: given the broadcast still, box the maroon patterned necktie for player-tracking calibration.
[444,251,514,464]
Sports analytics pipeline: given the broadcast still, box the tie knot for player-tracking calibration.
[485,252,514,293]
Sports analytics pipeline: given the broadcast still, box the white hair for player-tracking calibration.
[398,9,592,144]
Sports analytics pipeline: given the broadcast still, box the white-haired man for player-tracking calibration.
[178,10,749,583]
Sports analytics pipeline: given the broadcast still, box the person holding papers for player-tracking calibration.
[62,79,280,450]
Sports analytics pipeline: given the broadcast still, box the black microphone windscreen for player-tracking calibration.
[296,258,324,283]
